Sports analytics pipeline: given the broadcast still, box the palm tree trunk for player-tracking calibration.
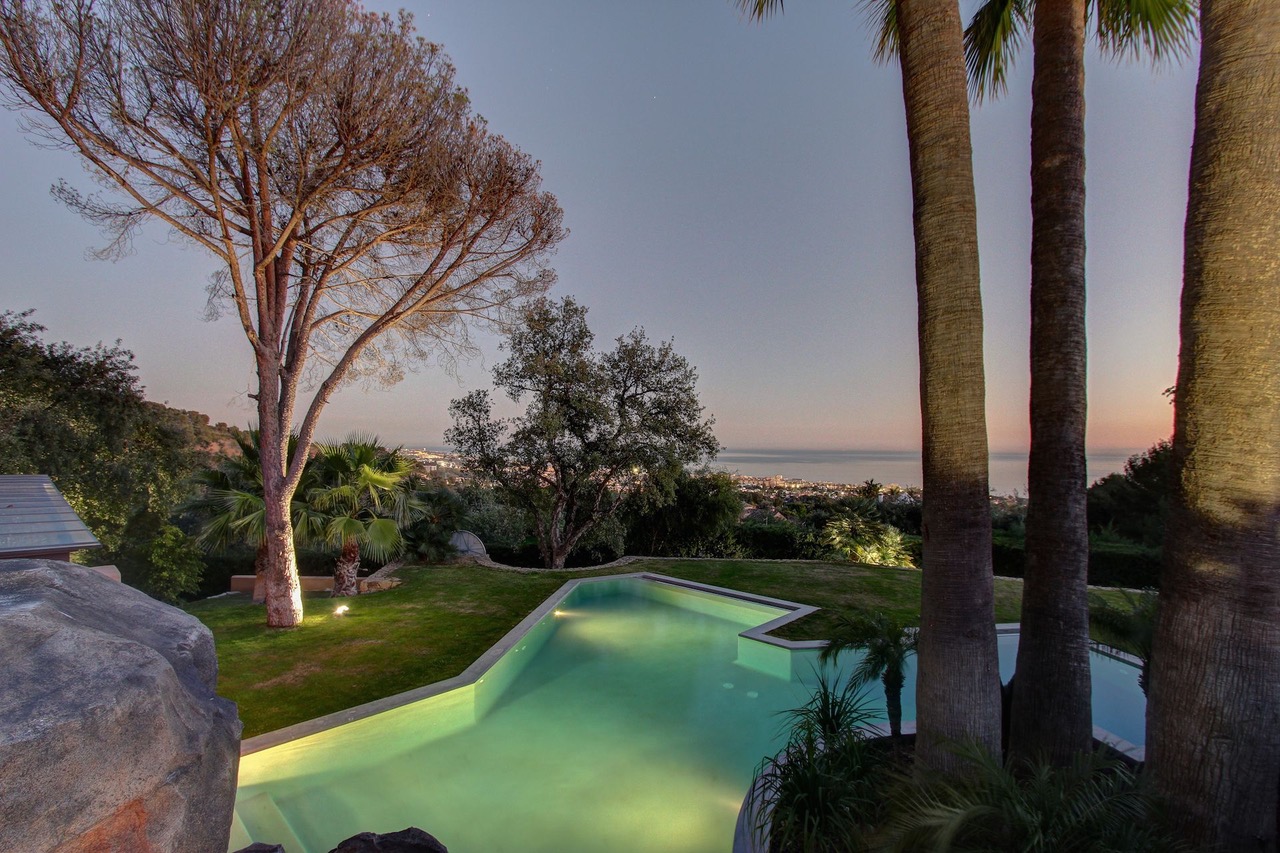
[884,670,905,740]
[897,0,1002,773]
[1009,0,1093,766]
[1147,2,1280,848]
[332,539,361,597]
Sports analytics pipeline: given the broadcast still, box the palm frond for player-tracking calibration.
[1093,0,1198,65]
[859,0,900,64]
[733,0,784,22]
[886,742,1188,851]
[963,0,1030,102]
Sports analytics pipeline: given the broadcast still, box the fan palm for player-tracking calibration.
[886,741,1188,852]
[962,0,1196,764]
[307,437,422,597]
[820,611,918,740]
[823,514,916,568]
[189,431,324,601]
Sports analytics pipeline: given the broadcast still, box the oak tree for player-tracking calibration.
[447,298,719,569]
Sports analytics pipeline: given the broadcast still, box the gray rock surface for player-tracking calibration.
[329,827,449,852]
[0,558,242,852]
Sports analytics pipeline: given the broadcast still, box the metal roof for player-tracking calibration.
[0,475,102,558]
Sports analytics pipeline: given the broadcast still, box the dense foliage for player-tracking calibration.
[751,671,890,852]
[886,744,1187,852]
[0,311,232,600]
[1087,440,1173,548]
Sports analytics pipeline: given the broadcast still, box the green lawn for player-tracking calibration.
[188,559,1031,738]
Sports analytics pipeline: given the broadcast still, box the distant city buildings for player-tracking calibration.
[402,449,468,483]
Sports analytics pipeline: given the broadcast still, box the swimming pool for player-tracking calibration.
[228,574,1145,852]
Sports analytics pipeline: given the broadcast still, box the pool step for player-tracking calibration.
[227,808,252,851]
[233,792,308,853]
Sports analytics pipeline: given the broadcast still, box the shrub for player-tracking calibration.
[737,520,825,560]
[886,743,1188,852]
[751,670,890,852]
[823,516,915,568]
[991,533,1160,589]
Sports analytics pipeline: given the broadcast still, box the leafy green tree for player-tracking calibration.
[400,482,466,564]
[622,469,743,557]
[458,486,535,556]
[820,611,918,739]
[307,438,421,597]
[189,430,324,600]
[1147,3,1280,845]
[964,0,1195,764]
[1087,440,1173,547]
[447,297,719,569]
[0,310,213,595]
[139,524,205,604]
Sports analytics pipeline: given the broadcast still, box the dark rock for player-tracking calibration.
[233,845,287,853]
[0,559,242,852]
[329,827,449,853]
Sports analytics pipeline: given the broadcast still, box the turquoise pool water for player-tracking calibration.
[230,577,1145,852]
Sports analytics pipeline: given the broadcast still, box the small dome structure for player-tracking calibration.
[449,530,488,557]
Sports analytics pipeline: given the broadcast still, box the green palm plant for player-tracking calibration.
[822,514,915,568]
[401,480,466,563]
[750,669,889,853]
[885,742,1188,852]
[962,0,1195,764]
[307,436,422,597]
[1088,589,1156,696]
[188,430,324,600]
[820,611,918,739]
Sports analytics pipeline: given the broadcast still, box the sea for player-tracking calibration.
[710,448,1139,496]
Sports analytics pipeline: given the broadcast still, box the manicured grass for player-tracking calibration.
[190,559,1033,738]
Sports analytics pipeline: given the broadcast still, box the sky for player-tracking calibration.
[0,1,1197,455]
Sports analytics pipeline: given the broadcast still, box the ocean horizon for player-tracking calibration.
[710,447,1141,496]
[417,444,1142,497]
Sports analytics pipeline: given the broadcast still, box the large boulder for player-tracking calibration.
[0,558,241,852]
[329,827,449,852]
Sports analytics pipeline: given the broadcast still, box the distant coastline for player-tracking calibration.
[409,445,1141,497]
[711,448,1140,496]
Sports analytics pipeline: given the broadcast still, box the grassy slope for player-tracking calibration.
[188,559,1030,738]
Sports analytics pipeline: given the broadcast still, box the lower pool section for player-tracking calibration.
[232,577,826,852]
[230,576,1146,852]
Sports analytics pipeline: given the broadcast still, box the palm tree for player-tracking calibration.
[886,742,1187,852]
[822,513,916,567]
[1088,589,1156,695]
[307,437,421,597]
[820,611,918,739]
[1146,2,1280,848]
[738,0,1002,774]
[964,0,1195,764]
